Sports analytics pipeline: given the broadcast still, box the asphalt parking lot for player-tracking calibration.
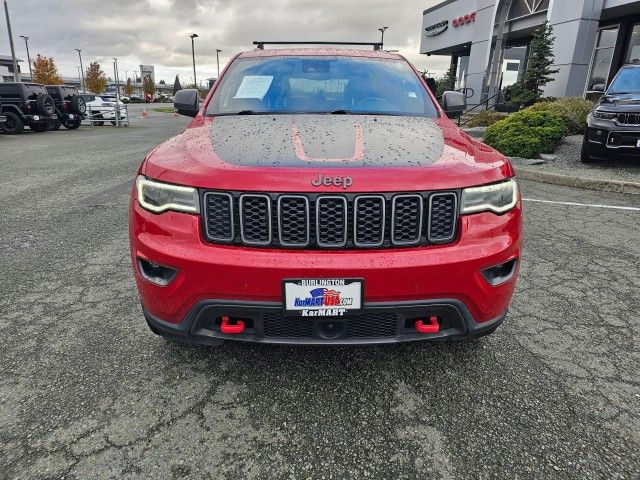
[1,104,639,479]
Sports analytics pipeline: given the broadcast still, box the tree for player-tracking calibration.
[508,21,559,107]
[143,75,156,97]
[159,79,166,85]
[435,63,457,98]
[85,61,107,93]
[172,75,182,95]
[123,77,134,96]
[32,54,63,85]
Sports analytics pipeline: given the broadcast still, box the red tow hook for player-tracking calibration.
[415,316,440,334]
[220,316,245,334]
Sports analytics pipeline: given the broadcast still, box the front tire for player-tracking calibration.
[0,111,24,134]
[580,135,597,163]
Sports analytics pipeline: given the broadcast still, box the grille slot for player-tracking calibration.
[203,191,459,249]
[354,195,385,247]
[429,193,458,243]
[240,194,272,245]
[203,192,234,242]
[345,313,397,338]
[391,195,423,245]
[263,314,314,338]
[278,196,310,246]
[316,196,348,247]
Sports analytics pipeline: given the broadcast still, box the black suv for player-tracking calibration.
[45,85,86,130]
[0,82,57,134]
[583,63,640,163]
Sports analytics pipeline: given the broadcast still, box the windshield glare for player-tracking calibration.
[206,56,438,117]
[608,68,640,94]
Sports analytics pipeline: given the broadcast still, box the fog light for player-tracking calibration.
[137,258,177,286]
[33,115,40,121]
[482,258,518,286]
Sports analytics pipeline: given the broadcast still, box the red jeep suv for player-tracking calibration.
[129,43,522,345]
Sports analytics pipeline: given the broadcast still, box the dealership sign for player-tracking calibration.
[453,12,476,27]
[424,20,449,37]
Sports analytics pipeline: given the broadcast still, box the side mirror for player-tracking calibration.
[592,83,606,93]
[442,90,466,119]
[174,89,199,117]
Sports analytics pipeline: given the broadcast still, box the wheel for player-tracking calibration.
[0,111,24,134]
[48,119,61,131]
[35,93,55,116]
[30,122,49,132]
[580,135,597,163]
[70,95,86,115]
[110,121,117,125]
[91,113,105,126]
[62,118,82,130]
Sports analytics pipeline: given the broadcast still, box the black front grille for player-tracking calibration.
[618,113,640,126]
[202,191,458,249]
[345,313,397,338]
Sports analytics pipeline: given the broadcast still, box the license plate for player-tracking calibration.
[283,279,363,317]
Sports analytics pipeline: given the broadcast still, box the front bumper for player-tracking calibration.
[586,121,640,158]
[129,193,522,343]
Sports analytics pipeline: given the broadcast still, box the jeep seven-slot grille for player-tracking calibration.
[202,191,458,249]
[617,113,640,126]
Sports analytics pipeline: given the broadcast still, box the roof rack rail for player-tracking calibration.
[253,41,383,51]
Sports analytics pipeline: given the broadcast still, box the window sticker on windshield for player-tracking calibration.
[407,91,417,98]
[233,75,273,100]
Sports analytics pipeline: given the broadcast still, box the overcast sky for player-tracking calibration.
[1,0,448,84]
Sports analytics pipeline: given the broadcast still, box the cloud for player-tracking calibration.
[1,0,450,83]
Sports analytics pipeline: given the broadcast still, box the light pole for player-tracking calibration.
[378,26,389,48]
[113,57,120,127]
[19,35,32,80]
[76,66,81,86]
[75,48,85,91]
[3,0,20,81]
[216,49,222,78]
[190,33,198,88]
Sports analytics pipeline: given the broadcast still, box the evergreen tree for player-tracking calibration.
[436,63,457,97]
[173,75,182,95]
[508,21,559,107]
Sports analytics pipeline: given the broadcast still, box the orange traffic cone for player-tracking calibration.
[141,108,149,117]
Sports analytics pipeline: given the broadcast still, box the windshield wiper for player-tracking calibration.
[330,109,350,114]
[236,110,256,115]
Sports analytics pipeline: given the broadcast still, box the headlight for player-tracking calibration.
[592,109,617,120]
[460,179,518,215]
[136,176,200,214]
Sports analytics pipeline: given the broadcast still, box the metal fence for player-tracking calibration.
[82,105,130,127]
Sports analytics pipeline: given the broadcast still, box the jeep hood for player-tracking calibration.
[142,114,514,192]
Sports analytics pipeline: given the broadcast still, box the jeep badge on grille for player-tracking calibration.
[311,174,353,189]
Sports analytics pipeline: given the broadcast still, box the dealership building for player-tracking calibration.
[421,0,640,106]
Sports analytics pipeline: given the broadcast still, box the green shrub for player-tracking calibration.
[483,110,566,158]
[525,97,595,135]
[466,110,508,127]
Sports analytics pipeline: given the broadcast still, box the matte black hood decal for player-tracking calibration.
[208,114,446,168]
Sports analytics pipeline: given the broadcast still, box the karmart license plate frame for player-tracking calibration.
[282,278,364,317]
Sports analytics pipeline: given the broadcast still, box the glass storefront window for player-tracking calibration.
[626,24,640,63]
[586,26,619,92]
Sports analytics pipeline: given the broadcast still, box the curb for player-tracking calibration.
[514,167,640,195]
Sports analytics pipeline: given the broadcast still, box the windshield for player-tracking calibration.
[608,68,640,94]
[206,56,438,117]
